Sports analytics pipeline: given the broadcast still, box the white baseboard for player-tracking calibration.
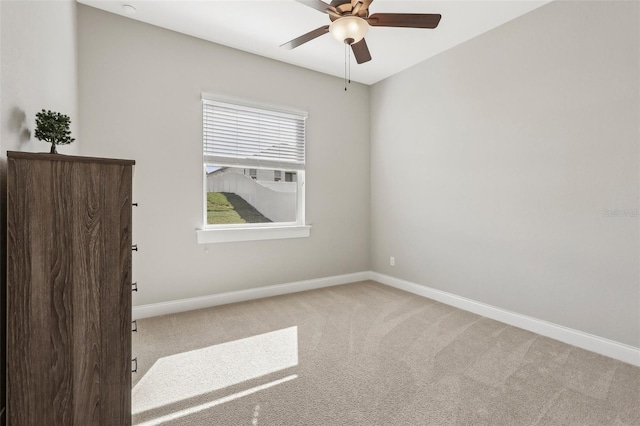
[133,270,639,366]
[132,271,370,320]
[371,272,640,367]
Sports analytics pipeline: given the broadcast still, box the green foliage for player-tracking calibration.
[207,192,245,224]
[34,109,75,146]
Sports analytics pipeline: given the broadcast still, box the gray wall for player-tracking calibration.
[1,0,79,156]
[1,0,80,418]
[371,0,639,347]
[77,5,371,305]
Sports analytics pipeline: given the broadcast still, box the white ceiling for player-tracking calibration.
[78,0,551,85]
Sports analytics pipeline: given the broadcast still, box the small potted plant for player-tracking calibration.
[34,109,75,154]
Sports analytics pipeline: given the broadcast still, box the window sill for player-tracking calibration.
[196,225,311,244]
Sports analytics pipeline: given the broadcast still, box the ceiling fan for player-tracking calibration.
[280,0,442,64]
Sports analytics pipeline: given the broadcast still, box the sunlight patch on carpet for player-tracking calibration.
[132,326,298,415]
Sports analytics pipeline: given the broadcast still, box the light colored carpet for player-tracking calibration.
[131,281,640,425]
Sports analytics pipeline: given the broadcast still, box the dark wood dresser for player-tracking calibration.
[6,151,135,425]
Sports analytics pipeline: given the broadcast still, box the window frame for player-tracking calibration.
[197,94,311,244]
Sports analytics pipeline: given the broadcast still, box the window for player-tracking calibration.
[197,95,310,243]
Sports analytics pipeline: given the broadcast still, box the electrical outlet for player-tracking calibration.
[390,256,395,267]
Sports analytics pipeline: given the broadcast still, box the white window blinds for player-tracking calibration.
[203,98,306,170]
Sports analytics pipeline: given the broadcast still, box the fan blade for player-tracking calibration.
[280,25,330,50]
[327,8,342,19]
[367,13,442,29]
[295,0,335,14]
[351,38,372,64]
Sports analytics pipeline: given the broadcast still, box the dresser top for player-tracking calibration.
[7,151,135,166]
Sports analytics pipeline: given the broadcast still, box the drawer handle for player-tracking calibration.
[132,358,138,373]
[132,320,138,332]
[132,282,138,292]
[132,244,138,251]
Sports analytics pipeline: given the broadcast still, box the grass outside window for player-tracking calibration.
[207,192,272,225]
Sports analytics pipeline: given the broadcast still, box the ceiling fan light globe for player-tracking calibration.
[329,16,369,44]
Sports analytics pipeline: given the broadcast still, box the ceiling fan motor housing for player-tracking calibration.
[329,0,370,20]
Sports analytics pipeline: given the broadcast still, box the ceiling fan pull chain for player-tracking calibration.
[344,42,348,91]
[348,43,351,85]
